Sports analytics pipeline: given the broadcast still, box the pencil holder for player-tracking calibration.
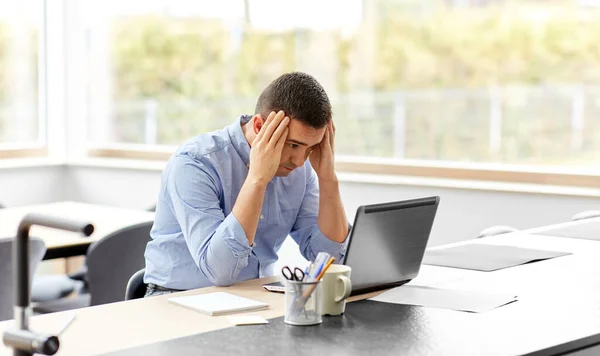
[284,279,322,326]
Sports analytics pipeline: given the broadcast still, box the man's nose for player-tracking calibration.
[291,152,305,167]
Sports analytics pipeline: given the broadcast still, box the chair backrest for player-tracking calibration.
[0,237,46,321]
[125,268,146,300]
[86,221,152,306]
[572,210,600,221]
[477,225,518,238]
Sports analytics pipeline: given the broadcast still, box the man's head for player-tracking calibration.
[248,72,332,177]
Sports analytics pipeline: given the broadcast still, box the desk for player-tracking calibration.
[1,218,600,355]
[0,202,155,259]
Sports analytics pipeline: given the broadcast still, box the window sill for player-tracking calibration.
[337,172,600,198]
[70,157,600,198]
[0,157,64,170]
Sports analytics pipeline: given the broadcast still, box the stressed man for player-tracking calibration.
[143,72,350,296]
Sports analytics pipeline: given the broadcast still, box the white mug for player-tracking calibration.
[321,264,352,316]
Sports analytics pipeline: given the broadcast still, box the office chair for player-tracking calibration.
[55,204,156,292]
[572,210,600,221]
[0,237,46,321]
[477,225,518,238]
[125,268,147,300]
[34,221,153,313]
[0,202,81,304]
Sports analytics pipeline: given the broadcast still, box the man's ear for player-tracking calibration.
[252,114,265,135]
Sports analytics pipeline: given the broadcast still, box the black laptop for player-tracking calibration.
[264,196,440,296]
[342,196,440,295]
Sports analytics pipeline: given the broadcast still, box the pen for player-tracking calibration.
[293,256,336,313]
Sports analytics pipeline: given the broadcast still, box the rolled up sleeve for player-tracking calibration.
[166,154,252,286]
[289,169,350,263]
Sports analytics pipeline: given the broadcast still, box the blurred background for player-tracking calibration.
[4,0,600,165]
[1,0,600,270]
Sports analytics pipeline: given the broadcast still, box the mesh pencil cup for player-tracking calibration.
[284,279,323,326]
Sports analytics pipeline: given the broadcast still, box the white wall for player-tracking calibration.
[63,166,600,244]
[65,165,161,210]
[2,163,599,269]
[0,164,66,208]
[60,165,600,268]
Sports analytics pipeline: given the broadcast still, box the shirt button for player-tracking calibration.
[260,215,264,220]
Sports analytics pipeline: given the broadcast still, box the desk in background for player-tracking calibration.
[0,201,155,260]
[1,218,600,355]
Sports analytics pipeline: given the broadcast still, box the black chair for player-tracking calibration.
[34,221,153,313]
[125,268,147,300]
[0,237,46,321]
[0,202,81,303]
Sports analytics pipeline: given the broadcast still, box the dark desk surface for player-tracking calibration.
[103,235,600,356]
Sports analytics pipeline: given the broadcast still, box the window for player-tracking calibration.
[82,0,600,175]
[0,1,44,151]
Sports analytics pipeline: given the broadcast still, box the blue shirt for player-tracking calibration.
[144,115,349,290]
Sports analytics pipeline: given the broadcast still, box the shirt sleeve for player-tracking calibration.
[165,153,252,286]
[289,167,351,263]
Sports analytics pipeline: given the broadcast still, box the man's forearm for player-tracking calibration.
[231,177,267,246]
[317,177,349,243]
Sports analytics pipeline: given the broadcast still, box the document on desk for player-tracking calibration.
[422,243,571,271]
[168,292,268,316]
[368,285,517,313]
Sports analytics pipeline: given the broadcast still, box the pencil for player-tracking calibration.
[297,256,336,305]
[314,257,335,281]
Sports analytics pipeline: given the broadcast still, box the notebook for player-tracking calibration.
[168,292,269,316]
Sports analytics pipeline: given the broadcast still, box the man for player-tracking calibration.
[143,72,350,296]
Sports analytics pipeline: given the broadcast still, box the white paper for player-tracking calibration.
[368,285,517,313]
[227,315,269,326]
[168,292,268,316]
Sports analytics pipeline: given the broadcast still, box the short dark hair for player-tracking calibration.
[255,72,332,129]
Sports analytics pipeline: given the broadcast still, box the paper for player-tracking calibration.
[227,315,269,326]
[369,285,517,313]
[534,220,600,241]
[168,292,268,316]
[422,243,571,271]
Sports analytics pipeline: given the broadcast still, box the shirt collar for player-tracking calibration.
[228,115,253,166]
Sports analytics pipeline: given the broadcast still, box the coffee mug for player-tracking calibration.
[321,264,352,316]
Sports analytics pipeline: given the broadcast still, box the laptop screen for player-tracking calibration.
[342,196,440,296]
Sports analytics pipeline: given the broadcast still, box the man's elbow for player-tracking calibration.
[198,262,238,287]
[209,275,236,287]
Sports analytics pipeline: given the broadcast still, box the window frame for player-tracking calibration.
[85,145,600,189]
[69,0,598,191]
[0,0,50,158]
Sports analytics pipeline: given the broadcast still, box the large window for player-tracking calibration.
[0,1,44,149]
[83,0,600,171]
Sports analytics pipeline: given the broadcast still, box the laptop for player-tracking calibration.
[342,196,439,295]
[264,196,440,296]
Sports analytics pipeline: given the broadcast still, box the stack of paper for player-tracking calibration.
[423,243,570,271]
[168,292,268,316]
[368,285,517,313]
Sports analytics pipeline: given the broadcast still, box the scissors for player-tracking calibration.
[282,266,305,282]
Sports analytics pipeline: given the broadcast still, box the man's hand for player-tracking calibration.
[309,120,336,182]
[248,110,290,185]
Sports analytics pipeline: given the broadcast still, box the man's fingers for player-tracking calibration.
[255,111,276,140]
[269,116,290,147]
[328,122,334,149]
[275,127,289,152]
[262,110,285,142]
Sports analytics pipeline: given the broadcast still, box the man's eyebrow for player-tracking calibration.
[286,139,309,146]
